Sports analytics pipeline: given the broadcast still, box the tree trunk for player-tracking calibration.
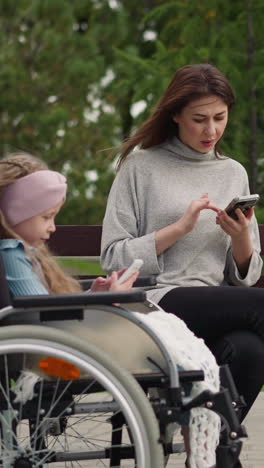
[246,0,258,193]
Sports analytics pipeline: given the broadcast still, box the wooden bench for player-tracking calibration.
[48,225,156,288]
[48,224,264,287]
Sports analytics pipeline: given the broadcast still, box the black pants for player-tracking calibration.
[159,286,264,421]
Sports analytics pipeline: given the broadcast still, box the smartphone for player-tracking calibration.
[225,194,259,220]
[117,259,144,284]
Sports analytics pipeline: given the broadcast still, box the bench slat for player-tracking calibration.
[258,224,264,256]
[48,225,102,257]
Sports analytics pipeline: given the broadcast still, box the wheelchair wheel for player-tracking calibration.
[0,325,163,468]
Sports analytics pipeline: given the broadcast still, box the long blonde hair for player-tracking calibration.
[0,152,81,293]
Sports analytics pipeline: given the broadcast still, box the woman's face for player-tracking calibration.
[173,95,228,153]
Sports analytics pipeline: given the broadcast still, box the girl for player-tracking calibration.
[0,152,221,468]
[0,153,137,295]
[100,64,264,467]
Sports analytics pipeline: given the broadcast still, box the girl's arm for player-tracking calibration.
[1,242,49,296]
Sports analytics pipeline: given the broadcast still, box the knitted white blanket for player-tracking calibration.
[134,310,220,468]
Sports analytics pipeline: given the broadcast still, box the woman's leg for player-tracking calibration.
[159,286,264,420]
[159,286,264,344]
[211,330,264,421]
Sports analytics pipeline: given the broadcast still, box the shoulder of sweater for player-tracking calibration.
[115,148,159,181]
[223,157,248,175]
[0,240,31,268]
[120,146,168,173]
[0,240,36,267]
[119,147,249,179]
[126,146,161,163]
[0,238,25,252]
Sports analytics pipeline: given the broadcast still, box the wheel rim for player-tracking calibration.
[0,339,153,468]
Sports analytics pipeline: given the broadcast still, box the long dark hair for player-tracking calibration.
[117,63,235,169]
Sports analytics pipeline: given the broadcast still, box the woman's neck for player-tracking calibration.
[165,136,217,162]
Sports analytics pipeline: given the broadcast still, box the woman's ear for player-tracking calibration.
[172,114,179,124]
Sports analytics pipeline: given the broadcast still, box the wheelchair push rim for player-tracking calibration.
[0,325,163,468]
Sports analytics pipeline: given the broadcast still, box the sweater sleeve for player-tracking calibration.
[101,158,162,275]
[1,243,49,296]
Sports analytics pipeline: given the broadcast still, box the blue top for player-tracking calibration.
[0,239,48,296]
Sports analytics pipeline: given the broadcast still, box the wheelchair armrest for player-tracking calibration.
[12,289,146,309]
[79,275,157,291]
[134,276,157,287]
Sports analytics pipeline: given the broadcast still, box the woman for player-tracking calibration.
[101,63,264,435]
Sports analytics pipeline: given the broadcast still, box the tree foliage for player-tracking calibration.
[0,0,264,222]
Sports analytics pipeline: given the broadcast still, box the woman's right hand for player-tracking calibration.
[155,194,220,255]
[178,193,220,234]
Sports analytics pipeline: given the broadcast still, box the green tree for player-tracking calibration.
[0,0,165,223]
[0,0,120,223]
[1,0,264,223]
[110,0,264,214]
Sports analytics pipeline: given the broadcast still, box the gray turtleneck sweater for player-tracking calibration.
[101,137,263,303]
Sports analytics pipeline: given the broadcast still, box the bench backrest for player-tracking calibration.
[49,225,102,257]
[49,224,264,257]
[48,224,264,286]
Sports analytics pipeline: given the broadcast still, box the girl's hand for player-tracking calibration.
[216,207,254,239]
[90,276,112,292]
[179,193,220,234]
[109,270,139,291]
[90,268,138,292]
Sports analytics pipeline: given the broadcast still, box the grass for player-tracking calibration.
[59,258,105,276]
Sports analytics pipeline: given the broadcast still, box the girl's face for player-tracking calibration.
[173,95,228,153]
[13,200,64,247]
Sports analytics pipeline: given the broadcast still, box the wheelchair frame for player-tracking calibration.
[0,255,247,468]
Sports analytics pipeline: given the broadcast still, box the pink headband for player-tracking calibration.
[0,170,67,226]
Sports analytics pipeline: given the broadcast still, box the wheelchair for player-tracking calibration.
[0,256,247,468]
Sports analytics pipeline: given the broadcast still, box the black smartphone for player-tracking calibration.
[225,194,260,220]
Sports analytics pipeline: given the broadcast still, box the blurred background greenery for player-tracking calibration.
[0,0,264,223]
[59,257,104,275]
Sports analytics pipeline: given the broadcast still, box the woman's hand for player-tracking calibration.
[178,193,220,235]
[155,193,220,255]
[216,207,253,239]
[216,207,254,277]
[90,268,138,292]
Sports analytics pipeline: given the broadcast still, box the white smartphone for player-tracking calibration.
[225,194,259,220]
[117,259,144,284]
